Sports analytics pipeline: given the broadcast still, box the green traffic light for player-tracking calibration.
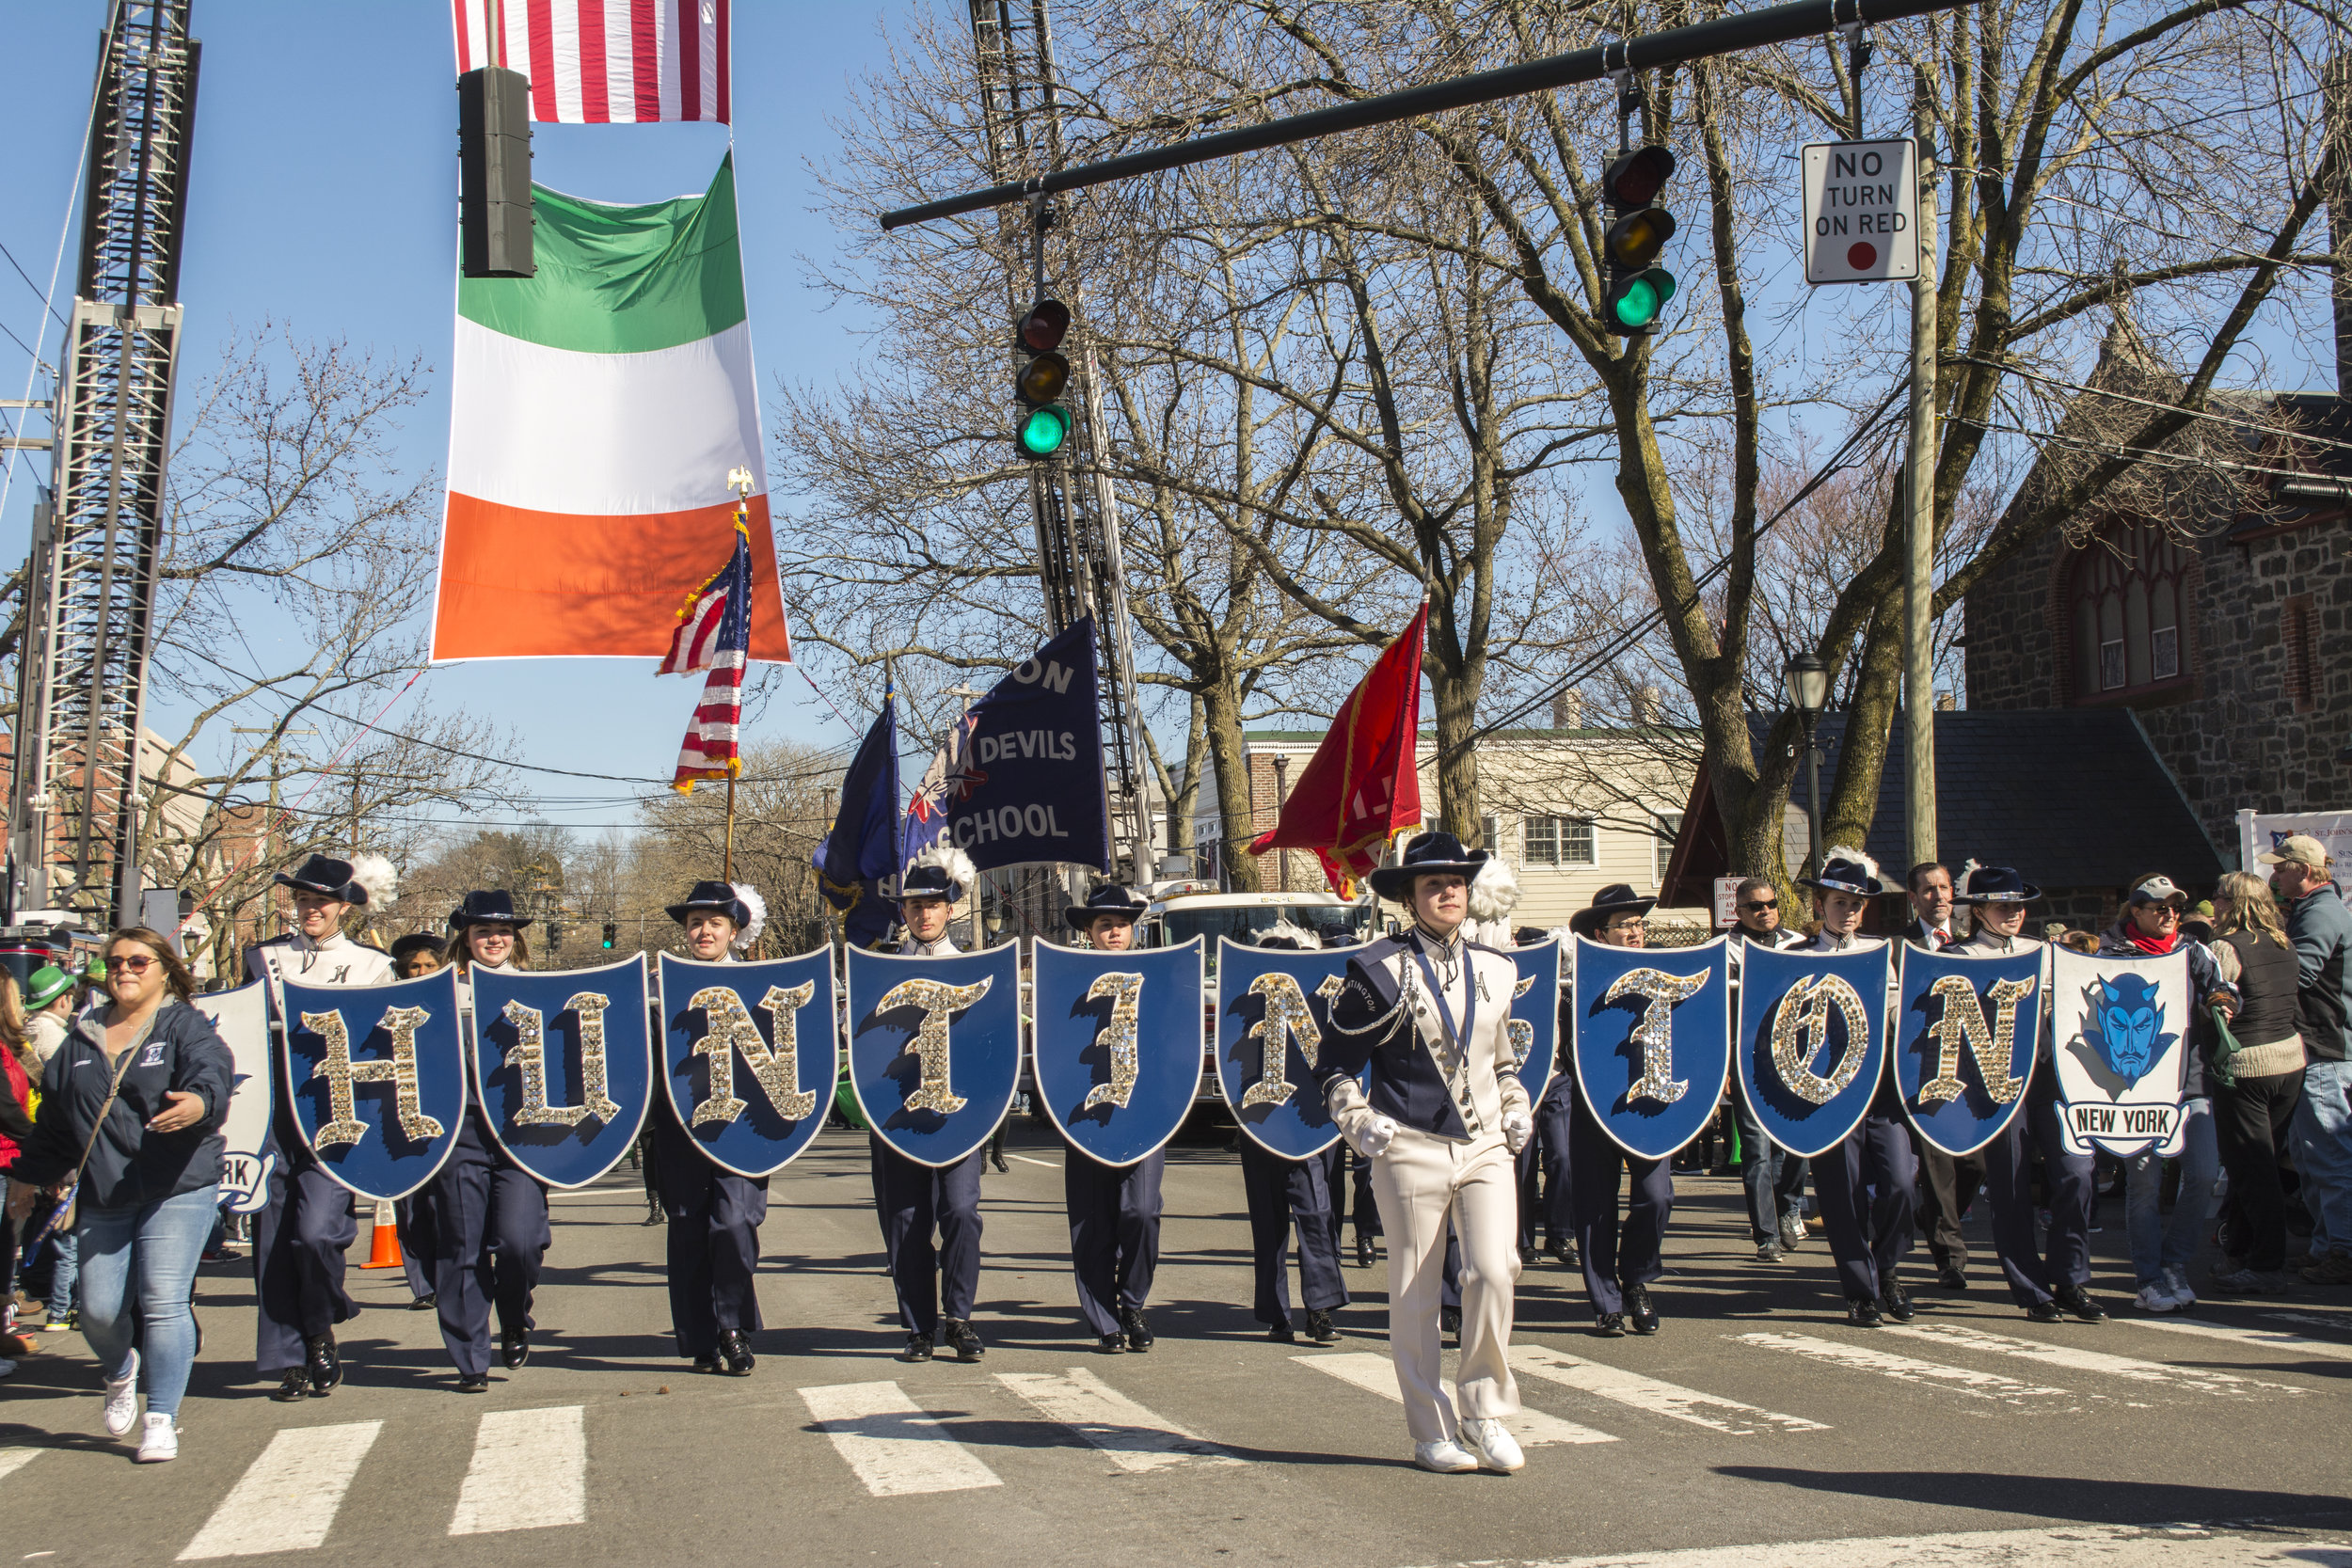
[1612,268,1677,329]
[1019,404,1071,456]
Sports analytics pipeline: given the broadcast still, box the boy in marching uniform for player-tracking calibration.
[652,879,771,1377]
[1323,832,1534,1476]
[876,844,989,1364]
[244,853,397,1402]
[1061,885,1164,1353]
[1565,884,1677,1335]
[1799,847,1917,1327]
[1237,922,1349,1347]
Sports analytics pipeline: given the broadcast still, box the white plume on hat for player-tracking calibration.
[1821,845,1882,886]
[730,883,767,952]
[911,841,977,896]
[1958,858,1984,898]
[1466,857,1522,925]
[349,853,399,907]
[1259,918,1324,950]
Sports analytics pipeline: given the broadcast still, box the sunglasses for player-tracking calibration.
[109,953,158,974]
[1740,900,1778,911]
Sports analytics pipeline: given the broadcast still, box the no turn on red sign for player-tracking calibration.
[1801,138,1919,283]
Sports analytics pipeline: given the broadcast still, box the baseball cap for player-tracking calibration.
[2258,833,2331,871]
[2128,875,2188,906]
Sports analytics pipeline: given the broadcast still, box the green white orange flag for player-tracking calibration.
[431,152,790,662]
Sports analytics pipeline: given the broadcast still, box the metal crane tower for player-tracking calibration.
[8,1,199,926]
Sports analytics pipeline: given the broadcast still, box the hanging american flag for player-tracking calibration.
[661,510,752,792]
[452,0,730,124]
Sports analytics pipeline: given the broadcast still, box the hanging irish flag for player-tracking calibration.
[431,152,789,663]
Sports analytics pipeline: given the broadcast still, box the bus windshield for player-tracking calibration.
[1160,903,1366,953]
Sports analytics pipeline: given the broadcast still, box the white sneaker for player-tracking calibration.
[134,1413,178,1464]
[1458,1417,1526,1473]
[2164,1266,2197,1307]
[2133,1283,2179,1314]
[1413,1437,1479,1473]
[102,1348,141,1437]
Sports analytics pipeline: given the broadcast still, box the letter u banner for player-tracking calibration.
[474,957,656,1188]
[659,951,840,1179]
[847,943,1023,1167]
[1571,936,1732,1160]
[1031,939,1204,1167]
[1736,944,1890,1158]
[2050,946,2191,1157]
[1895,945,2044,1157]
[1215,938,1359,1160]
[281,969,468,1201]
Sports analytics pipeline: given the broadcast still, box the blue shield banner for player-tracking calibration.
[1031,938,1204,1167]
[847,943,1023,1167]
[196,981,274,1215]
[1570,936,1733,1160]
[1736,943,1891,1158]
[473,957,656,1189]
[2049,946,2192,1156]
[1509,939,1563,1101]
[658,950,840,1179]
[280,968,468,1201]
[1215,938,1361,1160]
[1895,944,2046,1157]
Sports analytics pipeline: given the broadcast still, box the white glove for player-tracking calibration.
[1351,1115,1398,1159]
[1502,1109,1533,1155]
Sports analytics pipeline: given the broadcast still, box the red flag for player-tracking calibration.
[1248,604,1426,896]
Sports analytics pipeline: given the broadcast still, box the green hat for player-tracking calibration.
[82,956,105,981]
[24,965,72,1008]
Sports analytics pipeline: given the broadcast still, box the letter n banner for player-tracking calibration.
[659,950,839,1178]
[847,943,1023,1166]
[1894,945,2042,1157]
[1215,938,1362,1159]
[281,968,468,1201]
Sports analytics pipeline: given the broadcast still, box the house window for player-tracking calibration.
[2068,520,2189,702]
[1523,816,1596,867]
[1654,813,1683,884]
[1481,814,1501,856]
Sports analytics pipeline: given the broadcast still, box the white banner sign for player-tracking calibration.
[196,980,276,1213]
[2236,808,2352,895]
[2049,946,2191,1157]
[1801,138,1920,284]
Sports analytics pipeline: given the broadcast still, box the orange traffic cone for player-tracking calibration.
[360,1197,405,1270]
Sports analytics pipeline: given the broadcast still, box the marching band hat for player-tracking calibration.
[389,932,445,967]
[1800,845,1891,899]
[898,843,977,905]
[1067,884,1150,928]
[1955,861,2042,905]
[667,879,752,928]
[1368,831,1490,901]
[447,889,529,933]
[275,853,389,907]
[1570,882,1657,938]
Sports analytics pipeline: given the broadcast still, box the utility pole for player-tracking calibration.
[231,726,313,943]
[1902,94,1940,871]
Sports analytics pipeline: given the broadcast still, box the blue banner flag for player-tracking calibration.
[1736,943,1891,1158]
[847,943,1023,1167]
[280,968,468,1201]
[1895,944,2045,1157]
[1570,936,1733,1161]
[814,693,902,947]
[1214,938,1364,1160]
[901,617,1109,875]
[1509,938,1563,1102]
[471,957,656,1189]
[657,950,840,1179]
[1032,938,1205,1167]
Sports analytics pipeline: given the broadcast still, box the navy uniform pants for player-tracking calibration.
[1816,1104,1918,1303]
[1979,1081,2095,1305]
[1528,1075,1576,1247]
[421,1113,551,1377]
[1239,1140,1348,1327]
[393,1197,435,1301]
[872,1137,982,1338]
[653,1113,769,1357]
[252,1117,358,1372]
[1065,1149,1163,1337]
[1566,1087,1673,1315]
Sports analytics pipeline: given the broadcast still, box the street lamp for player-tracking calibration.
[1783,651,1830,882]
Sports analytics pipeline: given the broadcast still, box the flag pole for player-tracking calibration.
[723,770,736,883]
[723,465,756,889]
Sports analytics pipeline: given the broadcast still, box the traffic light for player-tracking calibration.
[547,923,563,953]
[1013,298,1073,460]
[1599,145,1677,336]
[601,921,617,951]
[458,66,533,278]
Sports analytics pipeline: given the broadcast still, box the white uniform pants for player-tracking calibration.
[1371,1125,1522,1442]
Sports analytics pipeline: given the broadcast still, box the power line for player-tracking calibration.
[0,238,67,329]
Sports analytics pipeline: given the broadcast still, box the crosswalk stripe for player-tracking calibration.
[178,1420,383,1560]
[0,1449,39,1484]
[449,1405,588,1535]
[1405,1520,2352,1566]
[1885,1323,2308,1397]
[1508,1345,1829,1435]
[995,1369,1240,1473]
[2260,1309,2352,1341]
[799,1381,1003,1497]
[2126,1314,2352,1363]
[1733,1333,2069,1404]
[1297,1352,1618,1446]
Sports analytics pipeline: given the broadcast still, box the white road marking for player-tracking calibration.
[1008,1154,1057,1167]
[1733,1332,2069,1404]
[179,1420,383,1560]
[0,1449,38,1484]
[1508,1345,1828,1435]
[2128,1313,2352,1363]
[448,1405,588,1535]
[799,1381,1003,1497]
[994,1368,1239,1473]
[1297,1352,1617,1446]
[1402,1520,2352,1567]
[1887,1322,2307,1397]
[2262,1309,2352,1339]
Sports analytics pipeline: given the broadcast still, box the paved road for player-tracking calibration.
[4,1120,2349,1568]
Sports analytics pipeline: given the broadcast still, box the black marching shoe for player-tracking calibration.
[1267,1321,1298,1343]
[642,1201,666,1227]
[1097,1332,1127,1354]
[1520,1243,1538,1266]
[456,1373,490,1394]
[1440,1305,1462,1342]
[692,1354,722,1373]
[1878,1285,1915,1323]
[1593,1311,1626,1338]
[409,1292,437,1311]
[1847,1297,1884,1327]
[1625,1284,1661,1336]
[1938,1265,1968,1291]
[271,1368,310,1402]
[2053,1285,2107,1323]
[305,1334,342,1396]
[900,1335,934,1363]
[1120,1307,1153,1353]
[501,1330,530,1370]
[717,1329,756,1376]
[941,1318,985,1362]
[1355,1231,1376,1270]
[2025,1297,2064,1323]
[1547,1239,1579,1271]
[1306,1309,1340,1345]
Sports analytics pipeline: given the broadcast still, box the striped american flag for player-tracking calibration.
[452,0,729,125]
[661,518,751,791]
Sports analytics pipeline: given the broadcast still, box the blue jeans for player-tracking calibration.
[78,1184,217,1419]
[45,1225,79,1320]
[2123,1096,2218,1285]
[2293,1059,2352,1258]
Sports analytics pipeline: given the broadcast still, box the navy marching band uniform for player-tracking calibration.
[1904,907,1986,1289]
[1730,918,1810,1258]
[1059,886,1165,1353]
[1236,923,1349,1343]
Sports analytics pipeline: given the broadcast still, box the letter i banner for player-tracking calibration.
[280,969,469,1201]
[1510,938,1563,1102]
[1571,936,1733,1161]
[2048,945,2192,1158]
[1735,944,1890,1159]
[473,956,656,1188]
[1031,939,1204,1167]
[846,943,1023,1167]
[1895,945,2044,1157]
[1214,937,1365,1159]
[659,950,840,1178]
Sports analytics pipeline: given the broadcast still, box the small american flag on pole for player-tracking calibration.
[661,494,753,793]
